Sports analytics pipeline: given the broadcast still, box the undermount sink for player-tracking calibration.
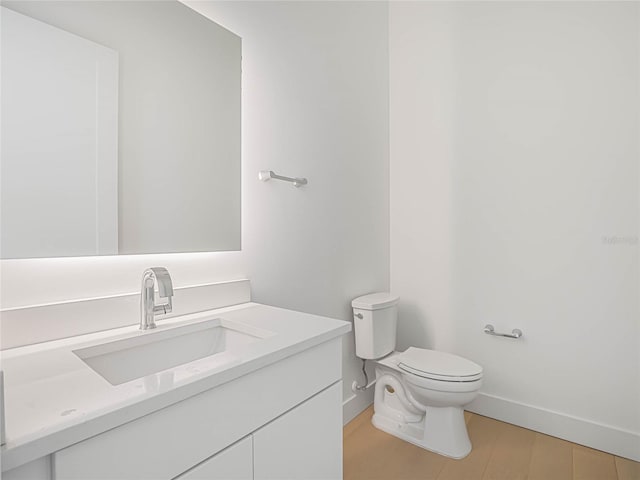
[73,318,269,385]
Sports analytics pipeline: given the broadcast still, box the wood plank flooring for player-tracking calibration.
[343,406,640,480]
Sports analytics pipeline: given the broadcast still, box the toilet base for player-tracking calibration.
[372,405,472,459]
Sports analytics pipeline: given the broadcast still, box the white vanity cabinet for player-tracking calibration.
[175,381,342,480]
[3,338,344,480]
[1,301,351,480]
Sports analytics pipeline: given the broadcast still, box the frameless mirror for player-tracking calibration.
[1,1,241,258]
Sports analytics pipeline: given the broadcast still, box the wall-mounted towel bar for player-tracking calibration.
[259,170,308,188]
[483,324,523,339]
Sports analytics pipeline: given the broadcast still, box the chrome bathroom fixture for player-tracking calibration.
[483,324,523,339]
[258,170,308,187]
[140,267,174,330]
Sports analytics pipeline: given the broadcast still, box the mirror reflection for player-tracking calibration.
[1,1,241,259]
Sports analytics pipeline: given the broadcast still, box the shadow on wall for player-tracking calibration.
[395,302,432,351]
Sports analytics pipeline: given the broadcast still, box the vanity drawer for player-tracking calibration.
[52,338,341,480]
[253,381,342,480]
[175,436,252,480]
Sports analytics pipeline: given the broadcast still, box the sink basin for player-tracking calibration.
[73,318,268,385]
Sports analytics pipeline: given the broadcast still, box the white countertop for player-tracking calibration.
[0,302,351,471]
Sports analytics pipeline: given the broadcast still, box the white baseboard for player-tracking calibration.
[467,392,640,462]
[342,389,374,425]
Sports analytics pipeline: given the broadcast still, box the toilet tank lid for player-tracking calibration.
[352,292,399,310]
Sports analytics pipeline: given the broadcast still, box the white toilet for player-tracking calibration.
[352,292,483,459]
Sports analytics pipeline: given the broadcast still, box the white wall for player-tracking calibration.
[187,0,389,421]
[390,1,639,459]
[389,3,456,354]
[0,1,389,421]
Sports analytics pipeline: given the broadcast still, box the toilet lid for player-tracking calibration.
[398,347,483,382]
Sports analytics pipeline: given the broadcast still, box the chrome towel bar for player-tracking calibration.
[259,170,308,187]
[483,324,523,339]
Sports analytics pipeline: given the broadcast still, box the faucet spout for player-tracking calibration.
[140,267,174,330]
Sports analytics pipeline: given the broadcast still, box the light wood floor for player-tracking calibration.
[344,406,640,480]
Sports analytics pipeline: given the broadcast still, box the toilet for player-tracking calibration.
[352,292,482,459]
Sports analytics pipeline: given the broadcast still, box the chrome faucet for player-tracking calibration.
[140,267,174,330]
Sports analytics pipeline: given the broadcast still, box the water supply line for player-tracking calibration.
[352,359,375,392]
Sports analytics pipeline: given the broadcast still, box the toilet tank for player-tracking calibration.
[352,293,399,360]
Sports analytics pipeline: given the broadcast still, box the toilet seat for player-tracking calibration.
[398,347,483,382]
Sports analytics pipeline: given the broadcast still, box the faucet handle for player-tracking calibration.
[148,267,173,298]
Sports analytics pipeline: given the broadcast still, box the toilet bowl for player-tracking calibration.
[352,293,483,459]
[373,349,482,458]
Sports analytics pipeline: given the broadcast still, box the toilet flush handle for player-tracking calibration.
[354,313,363,319]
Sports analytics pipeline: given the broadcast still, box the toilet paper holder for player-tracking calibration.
[483,324,523,339]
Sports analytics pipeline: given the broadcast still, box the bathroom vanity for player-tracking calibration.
[1,302,350,479]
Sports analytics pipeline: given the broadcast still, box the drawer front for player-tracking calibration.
[253,381,343,480]
[3,457,52,480]
[175,436,252,480]
[53,338,341,480]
